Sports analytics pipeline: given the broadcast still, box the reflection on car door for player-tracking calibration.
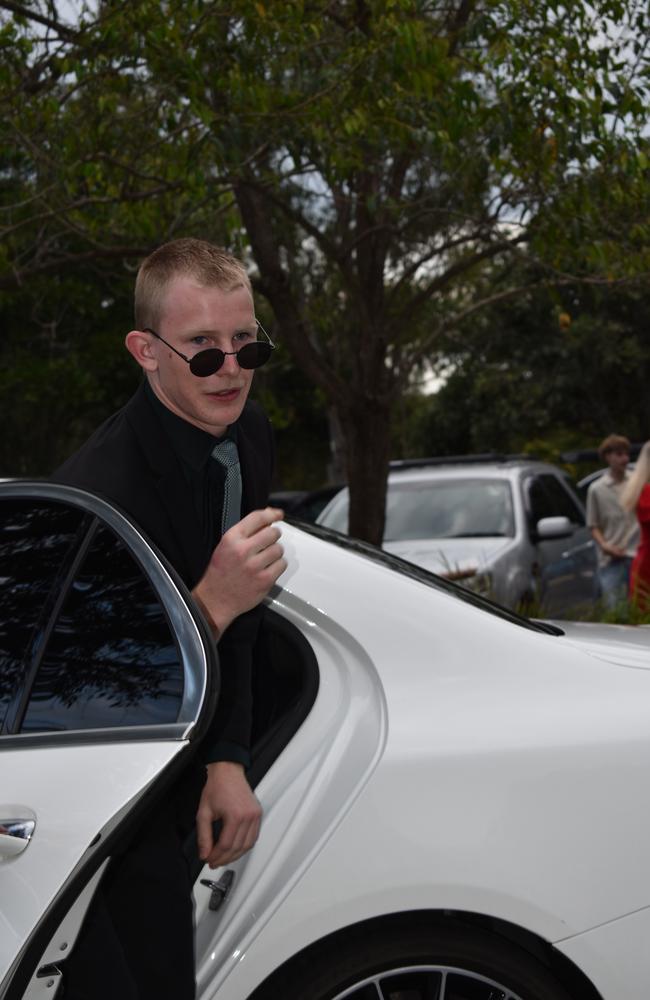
[526,474,596,614]
[0,485,212,1000]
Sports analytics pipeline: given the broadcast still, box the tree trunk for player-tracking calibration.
[340,398,392,546]
[327,406,347,484]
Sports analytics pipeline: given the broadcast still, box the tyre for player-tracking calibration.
[256,921,574,1000]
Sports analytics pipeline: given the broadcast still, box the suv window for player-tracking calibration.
[529,474,584,526]
[1,497,184,736]
[527,477,555,524]
[539,474,585,524]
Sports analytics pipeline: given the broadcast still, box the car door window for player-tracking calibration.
[538,474,585,525]
[527,477,556,524]
[1,497,184,736]
[0,498,87,731]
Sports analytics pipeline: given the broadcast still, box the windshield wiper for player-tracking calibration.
[445,532,507,538]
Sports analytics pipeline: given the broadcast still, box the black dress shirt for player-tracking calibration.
[144,381,239,555]
[144,383,251,767]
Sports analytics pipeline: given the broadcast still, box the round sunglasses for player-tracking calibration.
[142,322,275,377]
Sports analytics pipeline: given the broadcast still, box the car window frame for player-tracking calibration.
[0,481,216,750]
[537,472,586,525]
[523,470,587,530]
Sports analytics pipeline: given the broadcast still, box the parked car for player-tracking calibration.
[3,480,650,1000]
[317,455,598,614]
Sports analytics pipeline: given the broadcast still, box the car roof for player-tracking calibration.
[577,463,635,491]
[386,456,560,484]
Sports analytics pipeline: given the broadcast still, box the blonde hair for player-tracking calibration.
[621,441,650,512]
[134,238,251,330]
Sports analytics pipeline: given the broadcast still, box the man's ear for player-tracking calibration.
[125,330,158,372]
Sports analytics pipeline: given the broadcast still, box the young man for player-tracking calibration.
[586,433,639,610]
[54,238,286,999]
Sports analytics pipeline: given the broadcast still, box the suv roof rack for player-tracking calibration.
[389,453,537,470]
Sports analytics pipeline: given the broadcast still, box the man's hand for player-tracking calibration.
[193,507,286,637]
[591,527,626,561]
[196,761,262,869]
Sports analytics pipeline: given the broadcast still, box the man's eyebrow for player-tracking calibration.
[181,325,256,337]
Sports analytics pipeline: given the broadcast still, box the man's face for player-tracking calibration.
[147,276,256,436]
[606,447,629,476]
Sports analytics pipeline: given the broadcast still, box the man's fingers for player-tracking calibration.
[252,540,284,568]
[248,524,282,554]
[237,507,284,538]
[206,816,261,868]
[196,813,215,861]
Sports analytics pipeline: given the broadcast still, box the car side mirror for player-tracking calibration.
[536,515,573,540]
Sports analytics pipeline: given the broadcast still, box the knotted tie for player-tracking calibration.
[212,438,242,535]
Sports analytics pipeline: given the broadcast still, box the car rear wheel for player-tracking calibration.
[256,922,575,1000]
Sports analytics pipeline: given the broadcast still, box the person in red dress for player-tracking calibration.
[622,441,650,611]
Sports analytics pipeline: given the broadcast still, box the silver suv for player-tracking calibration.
[317,456,598,615]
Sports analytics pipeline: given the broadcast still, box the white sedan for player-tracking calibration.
[1,480,650,1000]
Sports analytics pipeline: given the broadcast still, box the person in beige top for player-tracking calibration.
[586,434,639,609]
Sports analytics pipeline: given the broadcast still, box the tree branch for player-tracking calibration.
[0,0,79,41]
[0,246,152,289]
[399,233,528,322]
[234,178,348,406]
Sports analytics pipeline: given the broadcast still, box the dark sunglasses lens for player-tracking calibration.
[236,342,273,370]
[189,349,225,377]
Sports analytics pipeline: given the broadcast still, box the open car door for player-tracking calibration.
[0,482,216,1000]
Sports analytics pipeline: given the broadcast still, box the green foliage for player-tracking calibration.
[511,592,650,625]
[1,0,649,535]
[413,278,650,459]
[251,330,331,489]
[0,266,139,475]
[569,599,650,626]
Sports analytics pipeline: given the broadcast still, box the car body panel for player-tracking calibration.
[191,525,650,1000]
[0,741,186,988]
[194,576,387,996]
[546,621,650,669]
[556,906,650,1000]
[2,491,650,1000]
[0,482,213,998]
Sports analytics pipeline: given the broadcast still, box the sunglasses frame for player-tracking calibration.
[142,320,275,377]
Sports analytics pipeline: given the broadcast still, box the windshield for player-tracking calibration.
[322,478,515,542]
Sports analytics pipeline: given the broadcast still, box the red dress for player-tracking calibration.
[630,484,650,611]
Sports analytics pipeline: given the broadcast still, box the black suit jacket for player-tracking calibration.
[53,380,275,754]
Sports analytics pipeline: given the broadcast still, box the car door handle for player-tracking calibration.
[0,817,36,859]
[561,541,593,559]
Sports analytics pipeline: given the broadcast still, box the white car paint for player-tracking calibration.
[2,491,650,1000]
[0,742,186,988]
[189,525,650,1000]
[556,907,650,1000]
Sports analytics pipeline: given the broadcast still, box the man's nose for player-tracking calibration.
[219,351,241,373]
